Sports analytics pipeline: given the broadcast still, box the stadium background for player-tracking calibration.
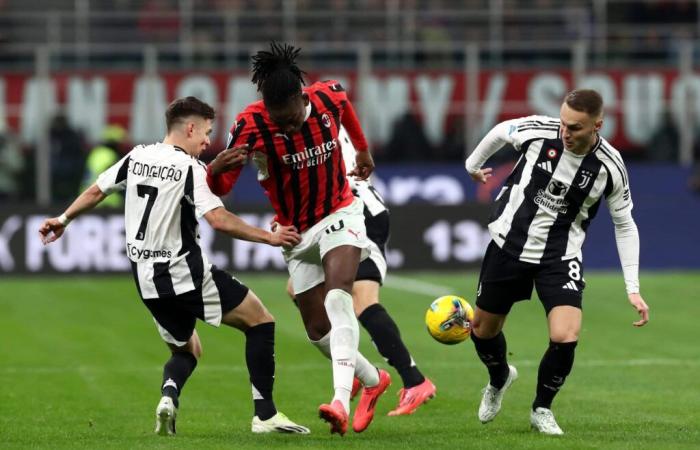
[1,1,698,449]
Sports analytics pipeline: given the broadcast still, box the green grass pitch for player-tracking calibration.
[1,271,698,449]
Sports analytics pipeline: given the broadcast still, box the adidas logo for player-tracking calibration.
[537,161,553,173]
[562,281,578,291]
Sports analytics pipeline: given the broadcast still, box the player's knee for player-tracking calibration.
[549,324,580,343]
[471,313,501,339]
[304,319,330,341]
[285,278,295,301]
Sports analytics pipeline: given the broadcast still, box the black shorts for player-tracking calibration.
[356,208,389,284]
[141,267,249,345]
[475,241,585,316]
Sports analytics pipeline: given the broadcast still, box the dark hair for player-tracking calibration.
[165,96,215,131]
[251,41,306,107]
[564,89,603,117]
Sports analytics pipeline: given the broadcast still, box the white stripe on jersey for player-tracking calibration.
[489,140,542,245]
[338,126,387,216]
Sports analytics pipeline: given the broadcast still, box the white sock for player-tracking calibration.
[310,332,380,388]
[324,288,358,413]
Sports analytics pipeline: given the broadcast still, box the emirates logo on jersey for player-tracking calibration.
[281,138,338,170]
[321,113,332,128]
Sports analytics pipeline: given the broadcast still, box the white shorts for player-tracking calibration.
[284,197,373,295]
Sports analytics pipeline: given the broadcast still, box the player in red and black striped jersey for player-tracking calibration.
[207,42,388,435]
[207,72,370,232]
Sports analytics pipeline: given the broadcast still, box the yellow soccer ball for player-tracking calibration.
[425,295,474,345]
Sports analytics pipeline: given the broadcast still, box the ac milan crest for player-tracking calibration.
[321,113,331,128]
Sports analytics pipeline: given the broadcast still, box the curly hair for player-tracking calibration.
[251,42,307,107]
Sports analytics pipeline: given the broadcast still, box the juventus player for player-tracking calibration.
[207,42,389,435]
[39,97,309,436]
[464,89,649,435]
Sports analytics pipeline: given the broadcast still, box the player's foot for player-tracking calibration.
[387,377,436,416]
[352,369,391,433]
[530,407,564,435]
[350,376,362,401]
[251,411,310,434]
[154,396,177,436]
[478,364,518,423]
[318,400,349,436]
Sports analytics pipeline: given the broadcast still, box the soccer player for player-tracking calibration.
[280,127,437,415]
[39,96,309,436]
[207,42,389,435]
[464,89,650,435]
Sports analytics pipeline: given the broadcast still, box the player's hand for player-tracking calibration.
[38,218,66,245]
[468,167,493,184]
[210,145,249,175]
[628,293,649,327]
[349,151,374,180]
[269,224,301,248]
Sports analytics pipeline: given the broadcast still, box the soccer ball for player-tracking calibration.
[425,295,474,345]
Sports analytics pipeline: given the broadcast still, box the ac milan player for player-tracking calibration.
[207,42,389,435]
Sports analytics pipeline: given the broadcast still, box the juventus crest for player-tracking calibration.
[576,170,594,189]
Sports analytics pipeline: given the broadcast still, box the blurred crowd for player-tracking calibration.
[0,1,698,62]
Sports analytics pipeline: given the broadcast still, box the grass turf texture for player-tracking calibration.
[1,272,698,449]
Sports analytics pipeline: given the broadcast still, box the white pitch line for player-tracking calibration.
[1,358,697,375]
[383,274,459,297]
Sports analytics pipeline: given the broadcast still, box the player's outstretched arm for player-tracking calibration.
[464,120,514,183]
[39,184,107,244]
[204,207,301,247]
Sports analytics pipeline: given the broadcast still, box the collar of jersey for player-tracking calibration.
[304,102,312,122]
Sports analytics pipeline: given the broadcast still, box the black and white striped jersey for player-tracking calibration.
[339,126,387,217]
[96,143,223,299]
[468,115,633,265]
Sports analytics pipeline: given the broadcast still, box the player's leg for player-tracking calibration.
[471,241,535,423]
[531,261,584,435]
[181,267,304,434]
[353,278,436,416]
[354,237,427,392]
[293,280,381,386]
[213,271,308,434]
[141,297,200,436]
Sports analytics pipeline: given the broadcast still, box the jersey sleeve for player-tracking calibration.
[505,115,561,151]
[193,163,224,218]
[603,153,634,222]
[321,80,369,152]
[95,151,131,194]
[207,114,255,196]
[341,100,368,152]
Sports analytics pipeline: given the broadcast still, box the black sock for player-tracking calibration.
[358,303,425,388]
[245,322,277,421]
[533,341,577,410]
[471,332,510,389]
[161,351,198,408]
